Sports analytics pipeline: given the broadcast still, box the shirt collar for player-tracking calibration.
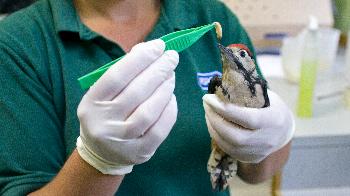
[162,0,199,30]
[49,0,79,34]
[49,0,199,41]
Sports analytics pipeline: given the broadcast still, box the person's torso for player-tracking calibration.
[0,0,238,195]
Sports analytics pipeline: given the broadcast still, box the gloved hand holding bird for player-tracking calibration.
[204,23,294,191]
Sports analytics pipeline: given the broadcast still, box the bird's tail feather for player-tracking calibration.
[207,147,237,191]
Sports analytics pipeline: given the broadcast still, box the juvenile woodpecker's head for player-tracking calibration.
[218,43,256,79]
[215,43,269,108]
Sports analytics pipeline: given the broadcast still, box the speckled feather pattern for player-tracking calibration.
[207,44,269,191]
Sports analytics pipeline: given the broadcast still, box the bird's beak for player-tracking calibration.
[217,43,239,63]
[217,43,230,57]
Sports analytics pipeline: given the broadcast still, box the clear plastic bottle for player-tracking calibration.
[297,16,319,117]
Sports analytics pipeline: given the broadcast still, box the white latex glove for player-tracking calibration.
[77,39,179,175]
[203,90,295,163]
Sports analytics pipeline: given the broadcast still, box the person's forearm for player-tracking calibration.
[29,149,124,196]
[237,141,291,184]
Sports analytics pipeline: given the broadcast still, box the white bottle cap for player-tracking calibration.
[308,15,319,31]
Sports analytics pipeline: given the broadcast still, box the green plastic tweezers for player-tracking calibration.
[78,22,218,90]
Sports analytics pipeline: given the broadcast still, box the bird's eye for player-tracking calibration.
[239,50,246,58]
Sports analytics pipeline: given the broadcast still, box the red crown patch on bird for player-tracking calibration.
[227,43,252,57]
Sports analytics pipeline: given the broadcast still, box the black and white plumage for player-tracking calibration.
[207,43,270,191]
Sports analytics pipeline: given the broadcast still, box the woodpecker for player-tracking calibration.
[207,43,270,191]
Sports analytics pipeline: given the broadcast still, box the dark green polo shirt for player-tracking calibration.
[0,0,260,195]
